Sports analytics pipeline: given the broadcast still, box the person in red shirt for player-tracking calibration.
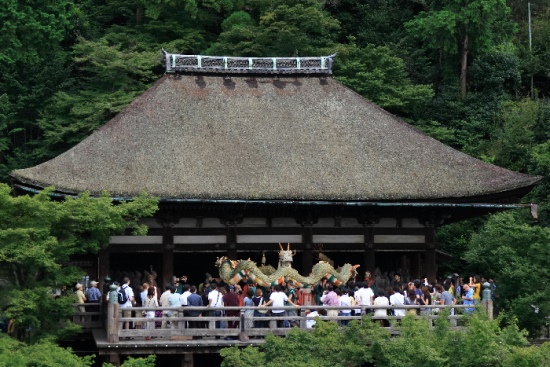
[223,285,241,337]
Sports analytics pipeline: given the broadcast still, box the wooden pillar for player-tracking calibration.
[410,253,421,279]
[359,214,376,278]
[221,214,242,260]
[301,224,313,275]
[157,212,179,289]
[106,354,120,367]
[98,249,110,294]
[226,225,238,260]
[181,353,194,367]
[162,225,175,289]
[425,220,436,282]
[107,303,120,343]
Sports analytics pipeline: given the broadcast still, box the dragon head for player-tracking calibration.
[215,256,228,268]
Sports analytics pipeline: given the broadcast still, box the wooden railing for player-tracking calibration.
[95,303,491,343]
[162,51,336,75]
[72,302,104,329]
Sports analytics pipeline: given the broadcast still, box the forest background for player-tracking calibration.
[1,0,550,342]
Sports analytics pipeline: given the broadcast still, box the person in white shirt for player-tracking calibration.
[306,310,319,329]
[179,284,191,329]
[119,277,135,334]
[373,290,390,326]
[159,284,172,329]
[207,283,223,331]
[180,284,191,306]
[339,289,353,326]
[263,284,298,328]
[388,285,406,317]
[354,282,374,315]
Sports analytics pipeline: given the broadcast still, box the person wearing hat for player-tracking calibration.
[75,283,86,321]
[86,280,102,319]
[86,281,102,303]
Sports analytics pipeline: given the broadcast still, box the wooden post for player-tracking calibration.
[482,282,493,320]
[363,220,375,276]
[107,303,120,343]
[98,249,109,294]
[181,354,194,367]
[300,309,307,330]
[226,225,238,260]
[425,220,437,282]
[106,354,120,367]
[302,225,313,275]
[221,214,242,260]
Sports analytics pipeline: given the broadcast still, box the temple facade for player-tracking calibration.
[10,53,541,289]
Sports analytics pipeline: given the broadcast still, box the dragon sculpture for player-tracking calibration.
[215,243,359,288]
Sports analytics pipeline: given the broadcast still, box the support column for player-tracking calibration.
[98,249,110,296]
[425,220,437,282]
[302,224,313,275]
[221,214,243,260]
[410,253,421,279]
[105,354,120,367]
[157,212,179,290]
[226,225,238,260]
[359,213,377,280]
[181,353,194,367]
[162,224,175,289]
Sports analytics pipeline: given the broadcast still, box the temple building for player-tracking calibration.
[9,53,542,288]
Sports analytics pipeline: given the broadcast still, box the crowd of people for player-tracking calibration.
[75,271,495,339]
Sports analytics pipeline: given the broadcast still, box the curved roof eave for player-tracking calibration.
[10,74,543,202]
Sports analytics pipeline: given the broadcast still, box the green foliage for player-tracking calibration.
[0,331,156,367]
[206,0,340,56]
[327,0,416,47]
[0,0,78,181]
[490,98,539,172]
[104,355,156,367]
[0,183,158,339]
[221,314,544,367]
[406,0,515,95]
[334,42,434,116]
[222,319,385,367]
[37,37,159,158]
[464,210,550,335]
[0,335,94,367]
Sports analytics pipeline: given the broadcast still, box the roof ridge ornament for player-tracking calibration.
[161,49,336,75]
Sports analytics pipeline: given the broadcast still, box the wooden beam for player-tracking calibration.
[139,225,426,237]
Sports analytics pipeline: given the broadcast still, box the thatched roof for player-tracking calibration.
[11,74,541,201]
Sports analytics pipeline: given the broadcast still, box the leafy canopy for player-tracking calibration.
[221,314,549,367]
[0,184,158,340]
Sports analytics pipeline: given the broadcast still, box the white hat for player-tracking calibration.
[90,281,99,286]
[75,283,83,290]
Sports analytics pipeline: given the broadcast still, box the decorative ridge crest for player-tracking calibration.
[161,49,336,75]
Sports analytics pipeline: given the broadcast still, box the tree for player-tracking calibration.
[0,184,158,340]
[0,0,78,180]
[406,0,515,97]
[0,335,156,367]
[206,0,340,56]
[334,42,434,117]
[36,37,159,159]
[220,314,550,367]
[464,210,550,336]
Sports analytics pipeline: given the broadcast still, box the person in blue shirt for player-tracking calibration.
[462,284,475,314]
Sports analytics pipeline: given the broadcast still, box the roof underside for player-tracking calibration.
[11,74,541,201]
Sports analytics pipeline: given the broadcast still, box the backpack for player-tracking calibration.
[117,285,128,304]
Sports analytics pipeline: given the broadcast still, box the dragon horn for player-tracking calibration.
[278,243,284,251]
[287,243,290,251]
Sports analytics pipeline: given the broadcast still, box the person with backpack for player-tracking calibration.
[119,277,135,336]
